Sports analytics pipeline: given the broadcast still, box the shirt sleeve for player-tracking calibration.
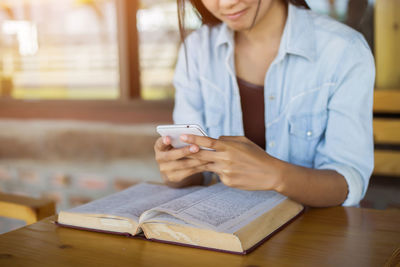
[314,34,375,206]
[172,30,212,185]
[172,31,206,130]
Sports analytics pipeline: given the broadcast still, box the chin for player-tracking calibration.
[225,21,253,31]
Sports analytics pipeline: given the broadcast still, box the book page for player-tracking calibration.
[145,213,194,226]
[142,183,286,233]
[66,183,201,221]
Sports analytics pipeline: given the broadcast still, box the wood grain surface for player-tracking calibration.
[0,207,399,267]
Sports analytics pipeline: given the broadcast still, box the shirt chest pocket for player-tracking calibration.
[288,112,327,167]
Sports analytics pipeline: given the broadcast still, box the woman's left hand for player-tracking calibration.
[181,134,284,191]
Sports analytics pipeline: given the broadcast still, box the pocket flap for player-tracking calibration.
[289,112,327,139]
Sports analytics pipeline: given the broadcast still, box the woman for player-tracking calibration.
[154,0,375,207]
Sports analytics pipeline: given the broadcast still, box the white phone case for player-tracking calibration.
[156,124,212,150]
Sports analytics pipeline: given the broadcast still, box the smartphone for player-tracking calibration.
[156,124,211,150]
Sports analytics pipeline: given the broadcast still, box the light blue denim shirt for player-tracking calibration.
[173,4,375,206]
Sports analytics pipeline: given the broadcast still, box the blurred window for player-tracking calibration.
[0,0,119,100]
[0,0,375,101]
[138,0,200,100]
[307,0,375,50]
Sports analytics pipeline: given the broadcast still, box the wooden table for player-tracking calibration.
[0,207,399,267]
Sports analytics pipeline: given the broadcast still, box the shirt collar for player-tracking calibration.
[215,22,234,48]
[214,3,317,62]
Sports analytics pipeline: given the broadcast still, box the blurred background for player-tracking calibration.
[0,0,399,232]
[0,0,376,101]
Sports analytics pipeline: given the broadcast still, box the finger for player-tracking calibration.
[160,158,209,173]
[163,136,171,145]
[157,144,200,162]
[167,167,204,183]
[186,150,226,162]
[219,136,239,141]
[219,136,250,144]
[219,174,236,188]
[193,162,235,185]
[199,162,221,174]
[155,136,172,151]
[180,134,224,150]
[234,136,251,143]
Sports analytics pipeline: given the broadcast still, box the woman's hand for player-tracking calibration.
[182,135,284,191]
[182,134,348,207]
[154,136,209,186]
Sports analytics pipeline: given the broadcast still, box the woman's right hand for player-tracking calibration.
[154,136,209,187]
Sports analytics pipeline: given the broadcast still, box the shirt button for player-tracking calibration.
[268,141,275,148]
[306,131,313,137]
[268,95,275,101]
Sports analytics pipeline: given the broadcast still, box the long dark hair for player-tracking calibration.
[178,0,310,43]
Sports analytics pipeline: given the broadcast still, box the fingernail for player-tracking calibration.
[181,135,188,141]
[162,136,168,144]
[190,145,198,153]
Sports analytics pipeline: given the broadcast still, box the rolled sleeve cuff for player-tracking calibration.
[317,163,364,206]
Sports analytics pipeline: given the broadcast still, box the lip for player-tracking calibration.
[223,8,248,21]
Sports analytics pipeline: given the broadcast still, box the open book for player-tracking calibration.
[57,183,304,254]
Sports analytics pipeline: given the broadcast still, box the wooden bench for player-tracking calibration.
[373,0,400,177]
[0,193,55,225]
[373,90,400,177]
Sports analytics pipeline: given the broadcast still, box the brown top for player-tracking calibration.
[237,76,266,150]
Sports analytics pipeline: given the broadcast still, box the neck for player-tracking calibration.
[237,1,288,44]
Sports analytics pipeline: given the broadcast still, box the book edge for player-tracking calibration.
[243,204,306,254]
[55,221,146,239]
[55,221,245,254]
[55,205,306,255]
